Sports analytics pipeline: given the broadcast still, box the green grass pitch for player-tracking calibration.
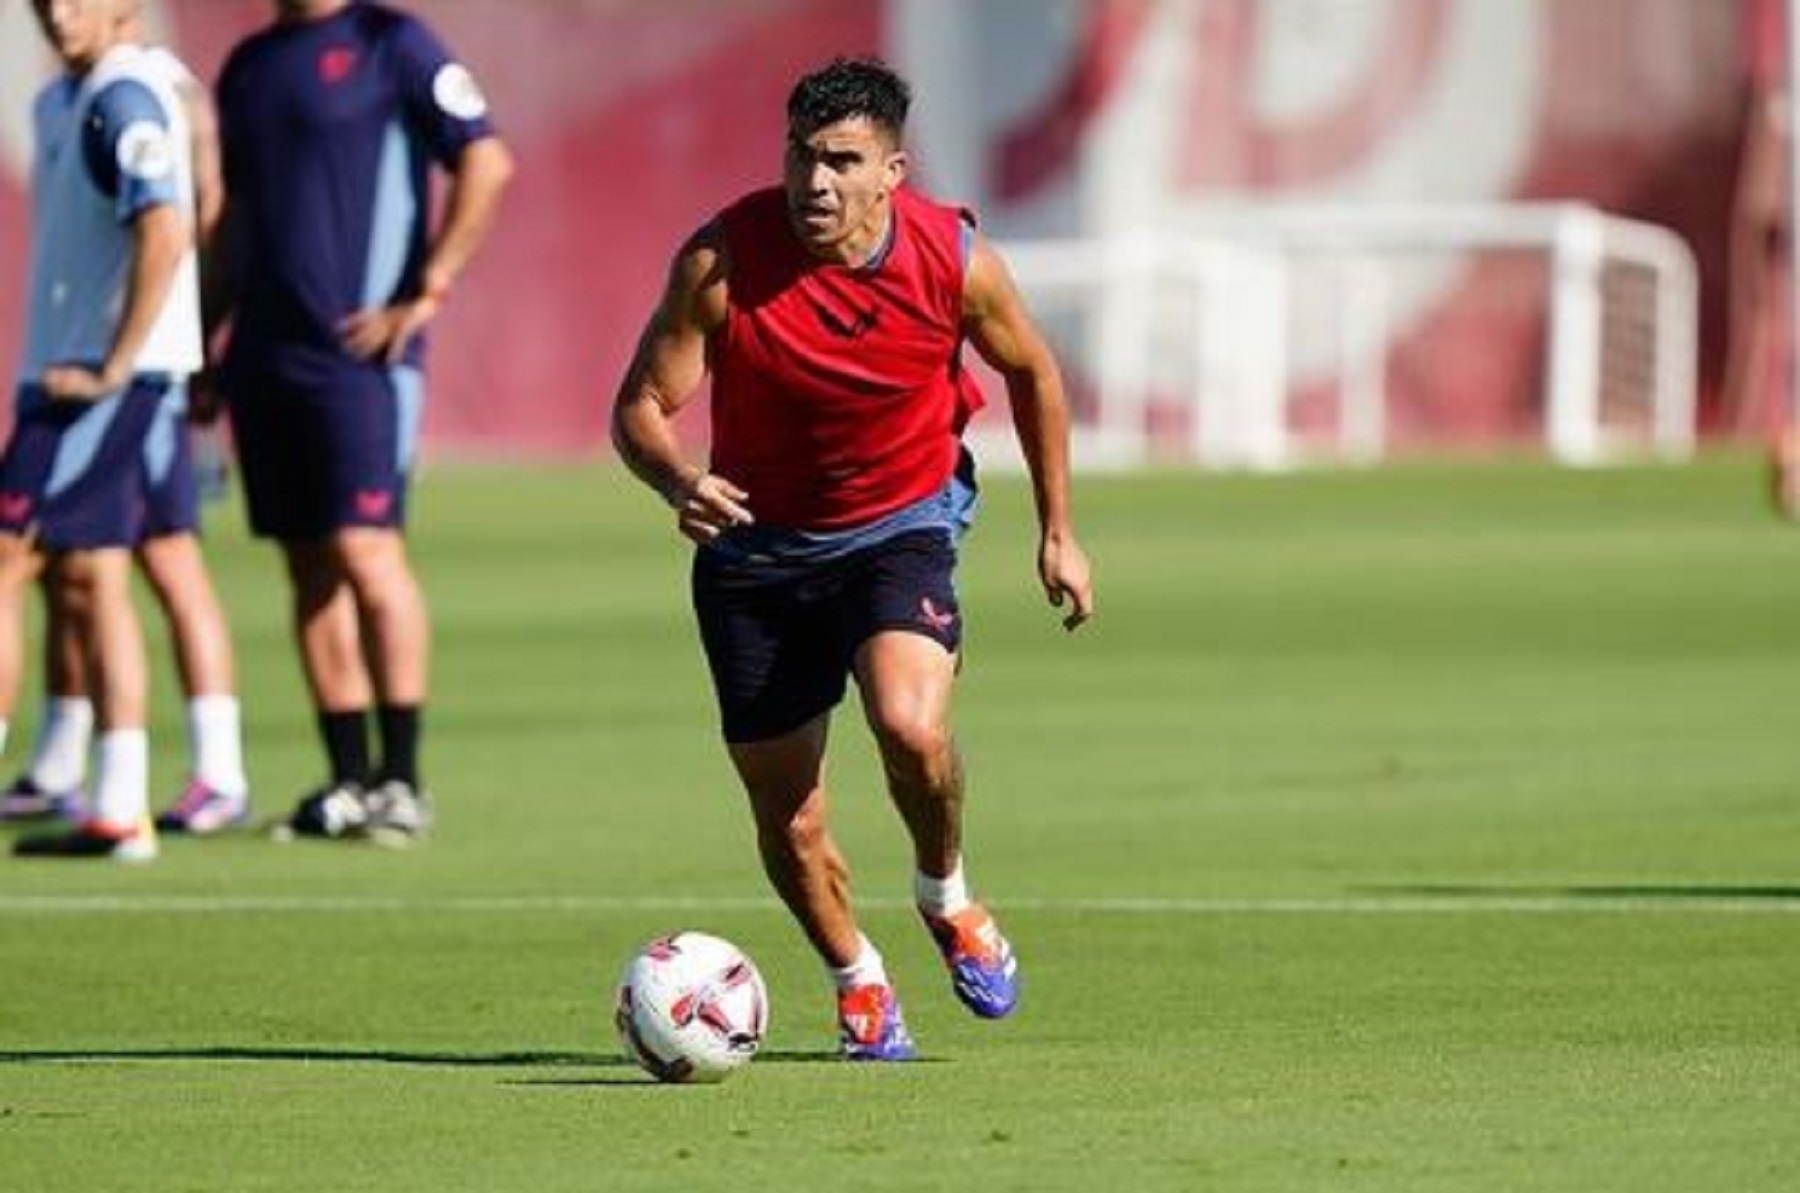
[1,452,1796,1191]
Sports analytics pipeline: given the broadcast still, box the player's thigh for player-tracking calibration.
[136,531,220,624]
[854,630,957,746]
[848,529,961,737]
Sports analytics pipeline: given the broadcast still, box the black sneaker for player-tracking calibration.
[277,781,370,841]
[364,778,432,847]
[0,775,84,823]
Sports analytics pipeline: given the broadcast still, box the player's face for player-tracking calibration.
[32,0,126,69]
[783,116,907,263]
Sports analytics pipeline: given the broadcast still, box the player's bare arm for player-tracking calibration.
[611,223,752,544]
[963,232,1095,630]
[189,191,239,425]
[339,134,514,364]
[178,75,224,246]
[42,202,189,402]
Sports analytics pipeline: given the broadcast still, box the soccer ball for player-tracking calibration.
[614,931,769,1083]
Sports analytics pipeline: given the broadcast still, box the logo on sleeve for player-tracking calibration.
[115,120,174,182]
[431,63,489,121]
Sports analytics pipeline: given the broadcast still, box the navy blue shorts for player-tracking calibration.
[140,383,199,539]
[225,360,422,540]
[0,378,169,550]
[692,528,963,744]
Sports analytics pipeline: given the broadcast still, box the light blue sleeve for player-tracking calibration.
[81,78,180,224]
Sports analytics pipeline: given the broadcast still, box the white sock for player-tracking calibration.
[829,934,890,991]
[187,694,247,796]
[92,728,149,828]
[0,717,9,757]
[28,697,93,792]
[914,860,972,919]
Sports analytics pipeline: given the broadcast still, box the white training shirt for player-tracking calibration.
[19,43,202,382]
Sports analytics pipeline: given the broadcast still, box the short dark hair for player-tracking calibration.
[787,57,911,142]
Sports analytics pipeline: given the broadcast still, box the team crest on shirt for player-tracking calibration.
[319,46,357,84]
[115,119,174,181]
[431,63,488,120]
[806,294,879,339]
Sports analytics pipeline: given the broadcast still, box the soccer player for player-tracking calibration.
[210,0,512,843]
[2,0,206,859]
[612,58,1095,1060]
[0,5,250,836]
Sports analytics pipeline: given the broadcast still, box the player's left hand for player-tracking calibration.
[675,472,754,545]
[339,295,441,364]
[41,363,126,402]
[1040,531,1094,632]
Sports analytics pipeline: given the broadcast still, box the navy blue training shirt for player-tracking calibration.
[216,0,495,374]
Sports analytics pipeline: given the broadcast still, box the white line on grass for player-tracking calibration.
[0,893,1796,916]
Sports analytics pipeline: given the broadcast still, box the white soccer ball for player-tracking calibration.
[614,931,769,1083]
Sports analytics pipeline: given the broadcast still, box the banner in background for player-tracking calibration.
[0,0,1757,456]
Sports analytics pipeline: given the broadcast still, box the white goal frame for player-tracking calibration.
[978,202,1698,472]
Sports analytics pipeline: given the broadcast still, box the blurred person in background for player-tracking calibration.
[209,0,512,844]
[1724,0,1800,513]
[0,0,250,837]
[613,57,1094,1060]
[2,0,204,859]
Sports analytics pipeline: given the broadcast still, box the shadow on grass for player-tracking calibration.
[501,1050,945,1088]
[0,1046,853,1073]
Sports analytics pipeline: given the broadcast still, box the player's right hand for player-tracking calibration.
[338,295,439,364]
[676,473,753,545]
[40,363,124,403]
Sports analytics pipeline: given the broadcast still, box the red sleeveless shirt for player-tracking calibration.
[711,185,984,531]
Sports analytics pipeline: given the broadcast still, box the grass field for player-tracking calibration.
[1,452,1796,1192]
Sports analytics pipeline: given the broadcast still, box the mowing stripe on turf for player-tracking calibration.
[0,893,1795,916]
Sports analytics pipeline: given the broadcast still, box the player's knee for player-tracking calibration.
[0,533,33,575]
[870,709,951,775]
[338,536,419,606]
[48,552,131,630]
[759,800,829,858]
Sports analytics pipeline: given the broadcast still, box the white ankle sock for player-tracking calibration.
[29,697,93,792]
[187,694,247,796]
[92,729,149,828]
[829,934,889,991]
[914,860,971,918]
